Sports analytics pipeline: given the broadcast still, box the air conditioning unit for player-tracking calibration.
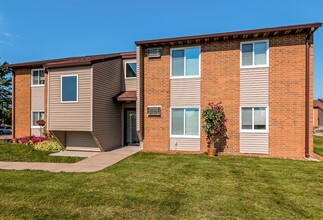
[147,106,161,116]
[147,48,161,58]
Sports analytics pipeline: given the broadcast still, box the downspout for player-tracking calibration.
[12,70,15,138]
[305,28,314,158]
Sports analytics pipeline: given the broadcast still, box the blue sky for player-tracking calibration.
[0,0,322,98]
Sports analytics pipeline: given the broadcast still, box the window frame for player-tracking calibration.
[31,111,45,128]
[240,106,269,133]
[240,40,269,68]
[170,46,201,79]
[31,69,45,87]
[170,107,200,138]
[124,59,137,79]
[60,74,79,103]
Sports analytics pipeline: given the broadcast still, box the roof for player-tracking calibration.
[314,99,323,110]
[113,91,137,102]
[7,52,136,69]
[135,22,322,46]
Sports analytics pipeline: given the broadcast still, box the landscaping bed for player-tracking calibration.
[0,153,322,219]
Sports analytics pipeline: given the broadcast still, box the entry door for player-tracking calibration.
[125,109,139,145]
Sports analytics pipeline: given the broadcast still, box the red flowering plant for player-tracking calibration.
[15,135,49,145]
[36,120,45,127]
[202,102,228,153]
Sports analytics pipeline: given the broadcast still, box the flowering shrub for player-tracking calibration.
[34,139,62,152]
[202,102,228,150]
[14,135,49,145]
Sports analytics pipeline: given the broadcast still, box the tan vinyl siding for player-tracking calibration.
[92,58,123,151]
[31,128,42,136]
[136,45,144,142]
[51,131,66,148]
[125,78,137,91]
[170,78,200,107]
[240,133,269,154]
[48,66,92,131]
[31,86,44,111]
[170,138,200,151]
[65,131,99,151]
[240,68,269,106]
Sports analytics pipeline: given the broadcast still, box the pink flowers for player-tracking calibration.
[13,136,49,145]
[36,120,46,126]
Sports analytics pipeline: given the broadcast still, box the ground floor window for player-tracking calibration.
[32,111,44,127]
[241,107,267,131]
[171,108,199,136]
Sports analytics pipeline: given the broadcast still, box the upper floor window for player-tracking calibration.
[61,75,78,103]
[171,47,200,77]
[125,61,137,78]
[31,69,45,86]
[241,40,268,68]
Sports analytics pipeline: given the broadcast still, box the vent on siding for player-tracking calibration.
[147,106,161,116]
[147,48,161,58]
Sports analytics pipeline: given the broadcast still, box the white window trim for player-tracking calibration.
[124,59,137,79]
[31,68,45,87]
[240,40,269,68]
[170,107,200,138]
[31,111,45,128]
[240,106,269,133]
[61,74,79,103]
[170,46,201,79]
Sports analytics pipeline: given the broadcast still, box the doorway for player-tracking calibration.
[124,108,139,145]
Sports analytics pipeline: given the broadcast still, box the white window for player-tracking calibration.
[171,47,200,77]
[241,107,268,132]
[241,40,269,68]
[171,108,199,137]
[31,111,44,127]
[125,61,137,78]
[31,69,45,86]
[61,75,78,103]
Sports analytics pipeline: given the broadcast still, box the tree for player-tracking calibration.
[0,60,12,125]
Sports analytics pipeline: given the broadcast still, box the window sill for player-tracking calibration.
[240,130,268,133]
[240,65,269,69]
[125,77,137,79]
[31,84,45,87]
[170,135,200,139]
[31,126,42,129]
[61,101,79,103]
[170,75,200,79]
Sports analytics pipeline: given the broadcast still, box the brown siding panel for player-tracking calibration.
[65,131,99,151]
[48,66,92,131]
[170,78,200,107]
[31,86,45,110]
[92,58,123,151]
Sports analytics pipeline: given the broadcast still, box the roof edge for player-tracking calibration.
[135,22,322,45]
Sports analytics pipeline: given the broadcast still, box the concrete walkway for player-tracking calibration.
[0,146,141,173]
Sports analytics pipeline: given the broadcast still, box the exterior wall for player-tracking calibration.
[65,131,99,151]
[314,108,319,126]
[143,46,171,152]
[269,34,311,159]
[51,131,66,147]
[170,138,200,151]
[319,109,323,126]
[136,46,145,143]
[92,58,123,151]
[31,86,45,136]
[141,33,313,159]
[240,67,269,154]
[48,66,92,131]
[13,68,31,138]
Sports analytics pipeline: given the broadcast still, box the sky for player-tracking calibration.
[0,0,322,98]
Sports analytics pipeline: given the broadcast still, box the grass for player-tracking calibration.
[314,135,323,156]
[0,153,322,219]
[0,143,84,163]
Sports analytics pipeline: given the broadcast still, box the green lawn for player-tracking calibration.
[314,136,323,156]
[0,153,322,219]
[0,143,84,163]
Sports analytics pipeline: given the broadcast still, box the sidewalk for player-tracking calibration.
[0,146,141,173]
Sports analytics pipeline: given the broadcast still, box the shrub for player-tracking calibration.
[14,136,49,145]
[34,139,62,152]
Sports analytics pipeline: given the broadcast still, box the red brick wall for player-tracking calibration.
[269,34,312,159]
[14,68,31,138]
[142,33,313,159]
[143,47,170,152]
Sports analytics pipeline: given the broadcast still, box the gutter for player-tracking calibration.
[305,28,314,158]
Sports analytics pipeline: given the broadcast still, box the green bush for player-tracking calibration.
[34,139,62,152]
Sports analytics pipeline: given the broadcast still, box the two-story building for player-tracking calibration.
[8,22,322,159]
